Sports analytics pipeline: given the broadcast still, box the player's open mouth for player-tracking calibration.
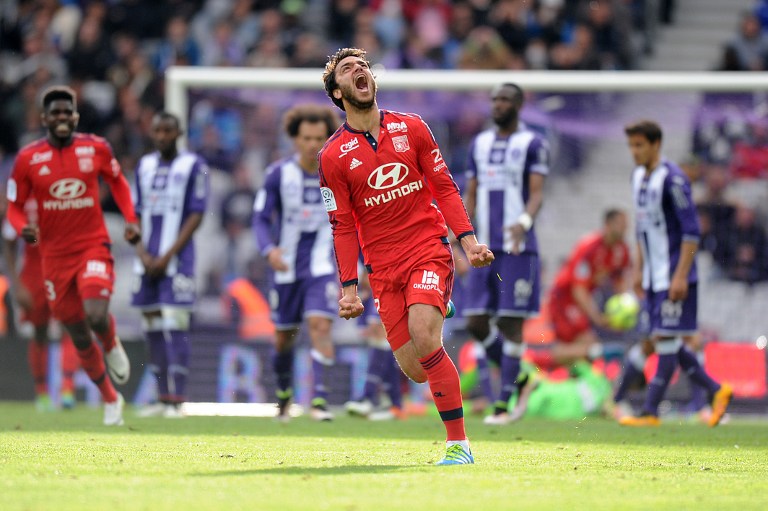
[55,123,71,134]
[355,74,369,92]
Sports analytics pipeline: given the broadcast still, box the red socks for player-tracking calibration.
[27,342,49,395]
[76,342,117,403]
[419,346,466,441]
[94,314,117,352]
[60,334,78,393]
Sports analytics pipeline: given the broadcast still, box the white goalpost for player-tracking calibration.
[166,67,768,119]
[165,67,768,344]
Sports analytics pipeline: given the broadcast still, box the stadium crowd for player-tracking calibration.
[0,1,764,294]
[683,0,768,284]
[0,0,663,297]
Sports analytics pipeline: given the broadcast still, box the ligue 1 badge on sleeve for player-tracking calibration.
[320,187,337,212]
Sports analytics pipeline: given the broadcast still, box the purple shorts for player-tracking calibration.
[360,295,381,325]
[462,252,540,318]
[647,284,697,337]
[132,272,196,309]
[271,274,338,329]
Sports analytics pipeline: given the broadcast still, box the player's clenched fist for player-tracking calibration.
[21,224,39,244]
[467,243,494,268]
[124,222,141,245]
[338,292,364,320]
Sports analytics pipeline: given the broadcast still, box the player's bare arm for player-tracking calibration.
[338,285,364,320]
[633,243,645,299]
[669,239,697,301]
[124,222,141,245]
[572,283,609,329]
[460,234,494,268]
[267,247,289,272]
[463,177,477,220]
[152,213,203,278]
[509,172,545,255]
[1,237,32,310]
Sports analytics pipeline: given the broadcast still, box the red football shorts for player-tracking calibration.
[368,241,454,351]
[41,245,115,324]
[548,289,591,343]
[19,253,51,327]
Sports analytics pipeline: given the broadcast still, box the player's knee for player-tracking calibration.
[496,316,523,341]
[161,307,191,331]
[465,316,490,341]
[84,310,108,331]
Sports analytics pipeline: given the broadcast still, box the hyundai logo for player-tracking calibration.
[49,178,87,200]
[367,163,409,190]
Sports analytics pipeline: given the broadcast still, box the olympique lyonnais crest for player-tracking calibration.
[78,158,94,172]
[392,135,410,153]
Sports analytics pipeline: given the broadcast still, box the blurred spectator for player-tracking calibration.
[755,0,768,31]
[726,11,768,71]
[67,16,113,80]
[369,0,405,51]
[443,1,477,68]
[246,8,290,67]
[488,0,529,57]
[729,121,768,179]
[154,16,201,72]
[49,0,83,53]
[291,32,330,68]
[404,0,452,55]
[528,0,570,49]
[549,24,601,70]
[581,0,634,70]
[231,0,261,52]
[696,166,736,265]
[201,19,245,67]
[720,204,768,284]
[659,0,677,25]
[458,26,517,69]
[327,0,358,49]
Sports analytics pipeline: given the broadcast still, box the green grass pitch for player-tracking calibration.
[1,402,765,511]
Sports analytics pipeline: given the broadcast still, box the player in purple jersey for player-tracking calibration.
[620,120,731,427]
[462,83,548,426]
[132,112,208,418]
[253,105,341,422]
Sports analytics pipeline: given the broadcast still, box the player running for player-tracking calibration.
[5,85,140,425]
[3,209,79,411]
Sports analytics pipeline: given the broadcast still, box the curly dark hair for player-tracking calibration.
[282,104,340,138]
[322,47,370,111]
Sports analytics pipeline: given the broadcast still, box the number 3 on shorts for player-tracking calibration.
[44,280,56,301]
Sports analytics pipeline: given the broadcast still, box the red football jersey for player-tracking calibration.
[319,110,474,285]
[6,134,134,258]
[551,231,631,295]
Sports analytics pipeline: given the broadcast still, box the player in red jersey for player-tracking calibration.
[5,86,141,425]
[320,48,494,465]
[548,209,631,366]
[3,214,80,411]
